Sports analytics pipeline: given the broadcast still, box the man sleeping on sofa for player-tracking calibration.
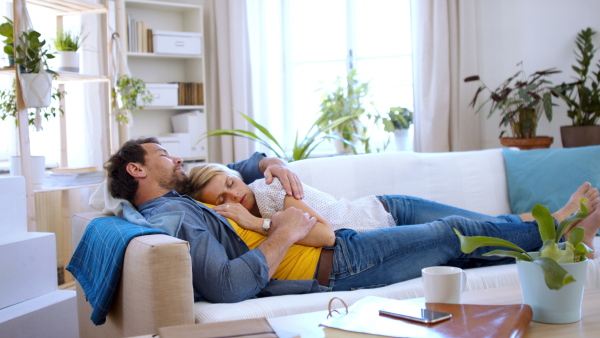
[104,137,600,303]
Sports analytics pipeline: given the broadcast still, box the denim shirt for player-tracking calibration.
[138,152,320,303]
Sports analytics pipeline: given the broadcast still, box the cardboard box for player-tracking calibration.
[153,31,202,55]
[141,83,179,107]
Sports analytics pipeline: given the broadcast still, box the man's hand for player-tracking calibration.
[260,158,304,199]
[257,207,317,278]
[269,207,317,242]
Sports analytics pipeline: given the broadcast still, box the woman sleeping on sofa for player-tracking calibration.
[186,162,600,249]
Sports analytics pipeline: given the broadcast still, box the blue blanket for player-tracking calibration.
[66,216,168,325]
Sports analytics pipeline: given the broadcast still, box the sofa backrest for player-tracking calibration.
[287,149,512,217]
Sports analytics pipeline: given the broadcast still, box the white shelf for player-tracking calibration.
[127,52,202,60]
[138,105,204,111]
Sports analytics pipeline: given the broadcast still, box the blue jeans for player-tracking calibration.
[325,215,542,291]
[377,195,523,225]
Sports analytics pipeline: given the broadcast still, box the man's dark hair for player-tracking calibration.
[104,137,160,204]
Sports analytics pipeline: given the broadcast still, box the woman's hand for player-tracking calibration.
[212,203,263,232]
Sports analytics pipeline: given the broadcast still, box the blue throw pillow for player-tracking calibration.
[502,145,600,216]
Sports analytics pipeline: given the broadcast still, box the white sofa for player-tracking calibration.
[71,148,600,337]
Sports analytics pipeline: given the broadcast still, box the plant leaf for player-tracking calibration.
[453,228,529,256]
[532,204,555,243]
[483,249,532,261]
[533,256,576,290]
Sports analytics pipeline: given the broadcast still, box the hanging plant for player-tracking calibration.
[0,79,65,128]
[111,74,153,123]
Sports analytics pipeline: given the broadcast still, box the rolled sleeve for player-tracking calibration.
[227,152,267,185]
[140,196,270,303]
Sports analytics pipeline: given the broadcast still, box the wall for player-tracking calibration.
[475,0,600,149]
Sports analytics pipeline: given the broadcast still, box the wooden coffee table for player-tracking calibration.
[267,285,600,338]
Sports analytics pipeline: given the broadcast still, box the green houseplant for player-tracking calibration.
[454,201,591,323]
[551,27,600,147]
[464,64,560,149]
[4,26,57,110]
[112,74,153,123]
[53,28,86,73]
[0,16,14,65]
[382,106,413,151]
[316,69,375,154]
[0,79,65,128]
[201,111,357,162]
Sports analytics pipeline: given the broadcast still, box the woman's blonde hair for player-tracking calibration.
[187,163,242,201]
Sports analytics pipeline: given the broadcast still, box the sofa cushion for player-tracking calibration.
[503,145,600,215]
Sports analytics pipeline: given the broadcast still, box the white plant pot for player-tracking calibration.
[55,51,80,73]
[18,71,52,108]
[393,127,414,151]
[333,139,356,154]
[9,156,46,189]
[517,254,588,324]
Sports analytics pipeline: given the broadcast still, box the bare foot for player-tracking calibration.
[569,208,600,259]
[551,182,599,223]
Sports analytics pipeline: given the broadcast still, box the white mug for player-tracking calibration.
[422,266,467,304]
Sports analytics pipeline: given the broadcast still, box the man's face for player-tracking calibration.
[141,143,188,193]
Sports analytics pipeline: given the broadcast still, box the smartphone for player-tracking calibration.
[379,307,452,324]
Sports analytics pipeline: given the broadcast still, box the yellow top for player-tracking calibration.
[201,203,321,280]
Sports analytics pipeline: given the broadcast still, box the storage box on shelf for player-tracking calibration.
[119,0,208,163]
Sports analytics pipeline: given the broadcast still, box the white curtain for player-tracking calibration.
[411,0,480,152]
[203,0,254,164]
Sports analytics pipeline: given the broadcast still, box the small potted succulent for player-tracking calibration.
[454,201,591,324]
[464,63,561,149]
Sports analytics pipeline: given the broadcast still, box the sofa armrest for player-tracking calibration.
[76,233,195,337]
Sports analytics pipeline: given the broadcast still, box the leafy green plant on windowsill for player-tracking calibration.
[316,69,376,154]
[200,111,357,162]
[0,79,65,127]
[382,106,413,132]
[454,200,591,290]
[5,29,56,75]
[112,74,153,123]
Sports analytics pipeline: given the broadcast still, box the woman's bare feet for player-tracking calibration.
[518,182,599,222]
[551,182,599,223]
[569,208,600,259]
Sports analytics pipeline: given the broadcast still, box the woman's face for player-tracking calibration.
[198,173,255,210]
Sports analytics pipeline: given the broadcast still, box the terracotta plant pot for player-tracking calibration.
[499,137,553,150]
[560,125,600,148]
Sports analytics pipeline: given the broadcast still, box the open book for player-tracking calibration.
[320,296,532,338]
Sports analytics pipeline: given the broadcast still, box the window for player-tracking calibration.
[249,0,413,155]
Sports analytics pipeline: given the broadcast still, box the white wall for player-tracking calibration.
[474,0,600,149]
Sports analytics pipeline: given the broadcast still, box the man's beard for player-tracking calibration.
[158,170,189,194]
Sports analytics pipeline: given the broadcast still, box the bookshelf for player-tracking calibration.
[116,0,208,163]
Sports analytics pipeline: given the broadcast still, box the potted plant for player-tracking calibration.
[0,16,14,66]
[382,106,413,151]
[4,27,56,109]
[112,74,153,123]
[551,27,600,148]
[53,28,86,73]
[454,201,591,324]
[464,64,561,150]
[316,69,375,154]
[201,111,357,162]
